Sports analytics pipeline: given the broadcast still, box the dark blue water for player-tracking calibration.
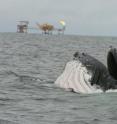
[0,33,117,124]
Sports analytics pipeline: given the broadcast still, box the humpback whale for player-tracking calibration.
[55,47,117,94]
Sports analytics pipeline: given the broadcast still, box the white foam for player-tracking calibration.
[106,89,117,93]
[55,60,103,94]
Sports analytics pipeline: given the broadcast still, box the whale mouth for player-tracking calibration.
[107,47,117,80]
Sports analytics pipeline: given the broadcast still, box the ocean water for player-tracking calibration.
[0,33,117,124]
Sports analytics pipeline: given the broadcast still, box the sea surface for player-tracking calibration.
[0,33,117,124]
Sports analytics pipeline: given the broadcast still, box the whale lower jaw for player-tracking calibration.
[55,60,103,94]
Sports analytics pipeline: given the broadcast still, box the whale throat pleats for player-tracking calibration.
[55,60,103,94]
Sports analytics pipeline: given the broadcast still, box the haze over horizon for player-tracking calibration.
[0,0,117,36]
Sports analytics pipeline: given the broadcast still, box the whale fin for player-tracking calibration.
[107,47,117,80]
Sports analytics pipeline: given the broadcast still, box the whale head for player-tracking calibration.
[55,48,117,94]
[73,52,110,91]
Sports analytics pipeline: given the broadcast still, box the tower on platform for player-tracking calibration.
[17,21,29,33]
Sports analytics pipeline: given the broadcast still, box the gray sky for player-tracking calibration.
[0,0,117,36]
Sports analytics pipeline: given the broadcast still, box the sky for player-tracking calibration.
[0,0,117,36]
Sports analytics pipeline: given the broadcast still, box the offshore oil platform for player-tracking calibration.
[17,20,66,35]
